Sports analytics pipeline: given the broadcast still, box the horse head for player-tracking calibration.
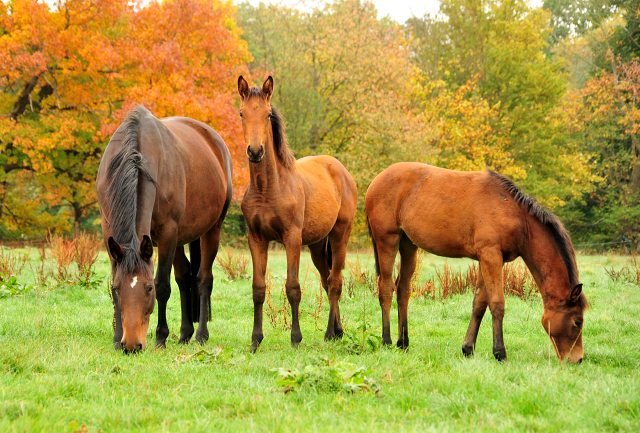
[108,235,155,353]
[541,283,589,363]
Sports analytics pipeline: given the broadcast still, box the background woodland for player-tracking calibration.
[1,0,639,250]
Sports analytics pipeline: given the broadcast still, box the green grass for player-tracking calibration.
[1,249,639,432]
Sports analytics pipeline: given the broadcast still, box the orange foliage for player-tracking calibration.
[0,0,251,237]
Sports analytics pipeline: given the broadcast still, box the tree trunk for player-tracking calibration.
[73,202,82,238]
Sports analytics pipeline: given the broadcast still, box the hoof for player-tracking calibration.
[493,347,508,362]
[324,330,343,341]
[178,335,191,344]
[195,331,209,345]
[396,338,409,350]
[155,340,167,349]
[291,332,302,348]
[251,334,263,353]
[382,337,393,346]
[462,344,474,357]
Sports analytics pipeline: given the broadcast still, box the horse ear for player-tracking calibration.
[262,76,273,103]
[108,237,124,263]
[140,235,153,262]
[238,76,250,101]
[569,284,583,303]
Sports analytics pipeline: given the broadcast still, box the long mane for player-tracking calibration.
[247,87,295,169]
[487,169,579,288]
[104,106,154,273]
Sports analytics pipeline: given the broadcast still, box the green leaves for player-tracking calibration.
[0,274,34,298]
[270,355,381,394]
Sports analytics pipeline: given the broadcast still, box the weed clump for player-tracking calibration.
[216,247,250,280]
[271,355,380,395]
[604,255,640,285]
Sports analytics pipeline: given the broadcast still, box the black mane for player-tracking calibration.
[104,106,154,274]
[487,169,579,288]
[247,87,295,169]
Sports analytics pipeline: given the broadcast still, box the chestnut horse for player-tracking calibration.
[96,106,232,352]
[238,76,357,351]
[365,163,588,362]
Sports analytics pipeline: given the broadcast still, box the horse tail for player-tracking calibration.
[189,239,203,323]
[366,214,380,277]
[325,237,333,270]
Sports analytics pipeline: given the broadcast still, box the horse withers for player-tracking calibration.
[238,76,358,351]
[96,106,233,352]
[365,163,588,362]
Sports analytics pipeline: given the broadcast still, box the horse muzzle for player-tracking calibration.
[247,145,264,163]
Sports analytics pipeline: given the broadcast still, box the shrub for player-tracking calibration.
[74,232,102,288]
[0,247,28,282]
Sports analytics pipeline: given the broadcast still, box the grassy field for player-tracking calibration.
[0,248,639,432]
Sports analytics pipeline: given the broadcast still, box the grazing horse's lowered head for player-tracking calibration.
[108,235,155,353]
[541,283,589,363]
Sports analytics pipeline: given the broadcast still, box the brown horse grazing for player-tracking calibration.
[365,163,589,362]
[237,76,358,351]
[96,106,232,352]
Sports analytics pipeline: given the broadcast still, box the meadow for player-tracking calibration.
[0,247,639,432]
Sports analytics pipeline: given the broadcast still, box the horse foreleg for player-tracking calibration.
[173,246,194,344]
[462,265,488,357]
[154,228,178,348]
[376,233,400,346]
[283,230,303,347]
[195,226,221,344]
[478,251,507,361]
[248,232,269,352]
[396,235,418,349]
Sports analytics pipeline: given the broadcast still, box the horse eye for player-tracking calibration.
[239,112,243,118]
[574,319,583,328]
[146,286,154,294]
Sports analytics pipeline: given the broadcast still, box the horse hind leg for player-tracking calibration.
[173,246,194,344]
[324,224,352,341]
[194,226,221,345]
[374,232,400,346]
[308,239,332,330]
[396,234,418,349]
[462,264,488,357]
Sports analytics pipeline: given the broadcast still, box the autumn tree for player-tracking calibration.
[238,0,420,236]
[0,0,250,239]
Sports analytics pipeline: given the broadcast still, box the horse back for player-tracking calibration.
[366,162,526,260]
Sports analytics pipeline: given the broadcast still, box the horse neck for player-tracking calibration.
[520,216,573,308]
[248,129,288,193]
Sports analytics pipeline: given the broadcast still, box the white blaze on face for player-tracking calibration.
[131,276,138,288]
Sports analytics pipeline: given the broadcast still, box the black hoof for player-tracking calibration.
[462,344,474,357]
[324,330,343,341]
[291,332,302,348]
[250,334,263,353]
[195,331,209,345]
[493,347,507,362]
[178,335,191,344]
[155,340,167,349]
[382,337,393,346]
[396,339,409,350]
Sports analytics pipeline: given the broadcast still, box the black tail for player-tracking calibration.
[189,239,206,323]
[366,214,380,277]
[324,237,333,270]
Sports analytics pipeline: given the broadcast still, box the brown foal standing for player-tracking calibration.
[237,76,358,351]
[365,163,588,362]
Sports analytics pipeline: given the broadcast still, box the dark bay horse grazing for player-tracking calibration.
[96,106,232,352]
[237,76,358,351]
[365,163,588,362]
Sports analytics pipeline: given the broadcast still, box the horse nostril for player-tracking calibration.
[577,357,583,364]
[135,342,142,351]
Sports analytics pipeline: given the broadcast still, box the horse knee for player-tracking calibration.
[155,283,171,303]
[252,284,266,304]
[285,282,301,303]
